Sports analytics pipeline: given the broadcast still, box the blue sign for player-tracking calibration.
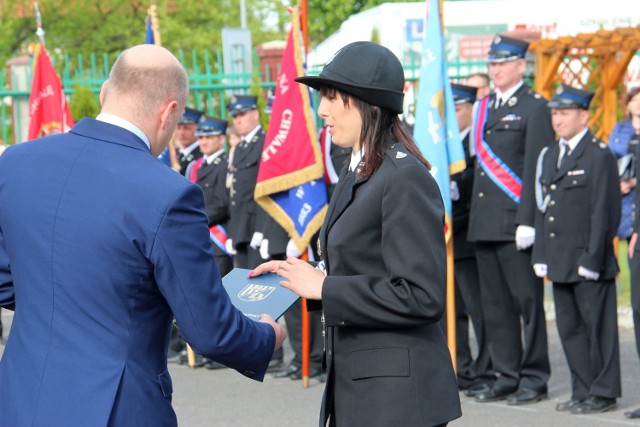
[406,19,424,42]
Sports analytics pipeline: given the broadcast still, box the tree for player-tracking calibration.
[306,0,410,48]
[69,84,100,122]
[0,0,294,73]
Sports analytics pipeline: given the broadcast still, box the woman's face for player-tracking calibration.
[628,92,640,119]
[318,92,362,151]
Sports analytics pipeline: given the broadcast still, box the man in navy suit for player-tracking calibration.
[0,44,285,426]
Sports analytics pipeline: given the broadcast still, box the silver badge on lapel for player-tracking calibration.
[396,151,407,159]
[508,97,517,107]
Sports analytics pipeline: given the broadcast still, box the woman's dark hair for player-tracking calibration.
[319,86,430,178]
[626,87,640,119]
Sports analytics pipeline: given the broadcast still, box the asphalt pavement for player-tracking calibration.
[2,308,640,426]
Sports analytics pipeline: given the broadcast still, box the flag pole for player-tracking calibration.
[147,1,193,364]
[439,0,457,374]
[298,2,311,389]
[148,1,180,173]
[33,2,45,45]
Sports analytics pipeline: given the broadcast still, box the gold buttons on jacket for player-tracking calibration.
[549,217,554,222]
[550,184,556,190]
[550,233,556,238]
[478,192,484,198]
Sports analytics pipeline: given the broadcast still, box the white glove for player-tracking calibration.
[450,180,460,201]
[533,263,547,278]
[578,266,599,281]
[286,239,301,258]
[249,232,264,249]
[515,225,535,250]
[225,239,237,255]
[259,239,270,260]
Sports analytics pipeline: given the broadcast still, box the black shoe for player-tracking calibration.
[475,385,517,403]
[290,367,321,380]
[556,399,584,412]
[625,407,640,419]
[272,364,300,379]
[506,388,548,405]
[167,350,186,364]
[464,382,492,397]
[571,396,617,414]
[204,359,227,370]
[266,357,284,372]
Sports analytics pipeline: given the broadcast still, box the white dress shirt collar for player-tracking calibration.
[180,140,200,156]
[204,149,225,165]
[560,127,589,153]
[349,147,365,172]
[242,125,262,145]
[495,80,524,106]
[96,113,150,150]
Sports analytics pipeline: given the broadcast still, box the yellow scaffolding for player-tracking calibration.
[530,26,640,141]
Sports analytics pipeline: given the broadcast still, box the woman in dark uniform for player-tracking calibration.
[251,41,461,427]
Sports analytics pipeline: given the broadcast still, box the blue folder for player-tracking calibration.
[221,268,300,321]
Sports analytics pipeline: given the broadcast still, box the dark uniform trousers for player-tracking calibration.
[533,132,622,399]
[553,279,620,399]
[630,256,640,359]
[444,132,492,385]
[475,242,548,391]
[468,85,553,392]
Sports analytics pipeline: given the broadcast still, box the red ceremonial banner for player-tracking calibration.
[27,44,74,141]
[254,7,327,252]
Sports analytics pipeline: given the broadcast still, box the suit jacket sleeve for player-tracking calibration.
[322,164,446,328]
[151,184,275,380]
[0,224,14,310]
[578,149,621,272]
[516,101,554,228]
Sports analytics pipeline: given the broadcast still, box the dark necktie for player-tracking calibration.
[557,141,569,169]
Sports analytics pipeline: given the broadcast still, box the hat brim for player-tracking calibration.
[547,100,589,110]
[195,131,224,137]
[295,75,404,114]
[228,106,257,117]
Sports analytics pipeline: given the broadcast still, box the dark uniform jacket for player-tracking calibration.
[228,128,265,247]
[316,142,461,427]
[179,145,202,176]
[532,131,621,283]
[195,153,231,259]
[468,85,554,242]
[452,131,475,260]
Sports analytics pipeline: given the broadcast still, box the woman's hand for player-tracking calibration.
[250,257,325,300]
[621,178,637,195]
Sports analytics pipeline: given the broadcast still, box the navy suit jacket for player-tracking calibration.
[0,118,274,426]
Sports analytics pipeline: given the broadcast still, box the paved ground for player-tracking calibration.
[2,308,640,426]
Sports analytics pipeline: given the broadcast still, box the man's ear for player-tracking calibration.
[160,100,179,130]
[99,80,109,106]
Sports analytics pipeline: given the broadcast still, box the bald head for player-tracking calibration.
[102,44,188,121]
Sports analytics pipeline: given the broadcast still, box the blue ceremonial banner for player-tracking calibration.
[222,268,299,321]
[145,15,154,44]
[413,0,466,242]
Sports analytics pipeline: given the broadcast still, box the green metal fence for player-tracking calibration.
[0,48,489,145]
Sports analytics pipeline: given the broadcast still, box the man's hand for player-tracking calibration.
[225,239,237,255]
[630,233,638,260]
[515,225,535,250]
[259,239,270,260]
[533,263,547,278]
[249,232,264,250]
[286,239,301,258]
[258,314,286,351]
